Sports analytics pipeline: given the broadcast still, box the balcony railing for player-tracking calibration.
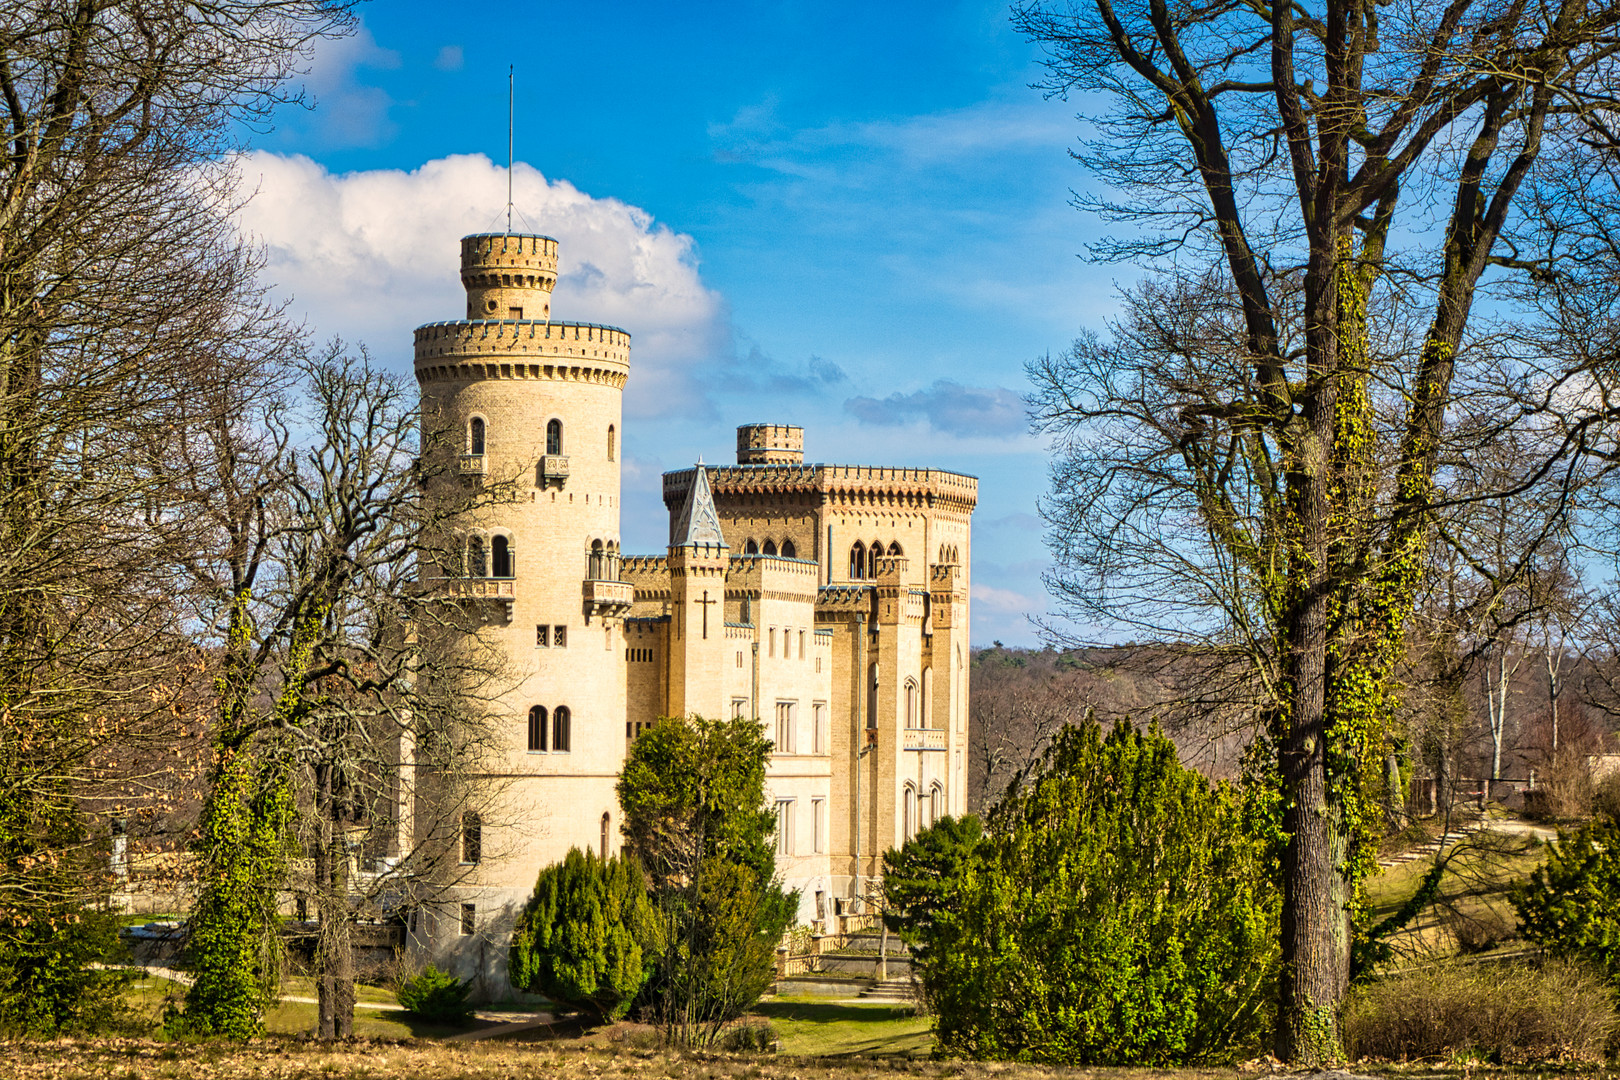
[436,576,514,619]
[459,454,486,476]
[584,578,634,620]
[903,728,947,751]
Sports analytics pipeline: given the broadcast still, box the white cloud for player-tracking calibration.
[231,151,730,418]
[433,45,464,72]
[972,582,1036,616]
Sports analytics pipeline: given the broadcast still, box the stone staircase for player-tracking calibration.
[1376,815,1488,869]
[859,976,914,1001]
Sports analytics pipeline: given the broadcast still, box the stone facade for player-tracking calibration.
[411,232,975,994]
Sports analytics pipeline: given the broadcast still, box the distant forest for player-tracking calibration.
[966,642,1619,816]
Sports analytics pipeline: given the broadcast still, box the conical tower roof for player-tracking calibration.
[670,463,727,548]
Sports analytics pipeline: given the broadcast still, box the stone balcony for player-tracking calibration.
[584,578,634,620]
[439,576,514,619]
[539,454,569,485]
[903,728,947,751]
[459,453,486,477]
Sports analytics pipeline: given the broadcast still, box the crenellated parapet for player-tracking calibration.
[460,233,559,321]
[662,462,978,514]
[414,320,631,385]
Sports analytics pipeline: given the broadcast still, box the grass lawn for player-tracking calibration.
[754,997,932,1057]
[1364,827,1548,965]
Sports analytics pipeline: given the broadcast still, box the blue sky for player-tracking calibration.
[238,0,1127,646]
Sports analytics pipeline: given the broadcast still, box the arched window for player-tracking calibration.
[546,418,563,455]
[600,812,610,860]
[588,539,605,579]
[904,678,919,728]
[848,541,865,579]
[762,539,777,556]
[781,539,796,558]
[467,535,487,578]
[552,706,571,752]
[868,540,882,578]
[745,539,759,555]
[528,706,547,752]
[607,425,616,462]
[460,812,481,864]
[888,541,903,557]
[929,783,943,826]
[491,534,512,578]
[468,416,486,456]
[903,784,916,841]
[607,540,620,580]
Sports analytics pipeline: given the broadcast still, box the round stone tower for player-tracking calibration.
[413,233,632,987]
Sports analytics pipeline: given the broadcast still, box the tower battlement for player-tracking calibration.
[737,423,804,465]
[461,232,560,321]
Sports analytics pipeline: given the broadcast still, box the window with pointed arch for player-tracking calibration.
[491,534,513,578]
[552,706,571,752]
[762,539,777,556]
[904,678,919,728]
[867,540,882,578]
[546,418,563,455]
[607,424,616,462]
[468,416,486,456]
[466,535,487,578]
[460,812,481,864]
[528,706,547,752]
[781,539,796,558]
[888,541,903,558]
[903,784,917,841]
[929,783,943,827]
[848,541,865,579]
[746,539,760,555]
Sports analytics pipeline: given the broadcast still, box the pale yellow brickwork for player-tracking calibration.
[412,231,975,994]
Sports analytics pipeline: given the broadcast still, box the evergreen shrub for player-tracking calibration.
[1511,819,1620,986]
[394,963,473,1024]
[891,720,1278,1065]
[509,847,656,1022]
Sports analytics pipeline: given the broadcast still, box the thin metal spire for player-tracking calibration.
[506,66,514,234]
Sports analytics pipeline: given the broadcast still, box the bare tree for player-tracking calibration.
[1017,0,1620,1056]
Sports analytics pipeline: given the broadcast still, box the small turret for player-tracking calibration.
[461,233,559,321]
[736,423,804,465]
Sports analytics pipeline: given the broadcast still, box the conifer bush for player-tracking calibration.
[892,720,1278,1065]
[394,963,473,1024]
[1511,819,1620,986]
[509,848,657,1023]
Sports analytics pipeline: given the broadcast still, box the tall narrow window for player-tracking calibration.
[781,539,796,558]
[460,812,481,864]
[775,799,794,855]
[546,418,563,455]
[607,425,616,461]
[467,535,487,578]
[813,702,827,754]
[492,535,512,578]
[762,539,777,556]
[774,701,796,753]
[903,785,916,841]
[904,679,919,728]
[868,540,882,578]
[528,706,547,751]
[811,798,825,853]
[921,667,932,727]
[930,783,943,826]
[460,903,476,935]
[600,812,610,860]
[798,630,806,659]
[469,416,486,455]
[552,706,571,752]
[849,541,865,579]
[588,540,604,579]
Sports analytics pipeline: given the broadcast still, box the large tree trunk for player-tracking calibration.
[314,762,355,1040]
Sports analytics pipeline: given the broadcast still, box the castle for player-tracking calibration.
[411,232,976,990]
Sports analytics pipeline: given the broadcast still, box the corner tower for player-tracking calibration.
[413,233,632,989]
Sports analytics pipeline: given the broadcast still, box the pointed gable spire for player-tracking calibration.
[670,464,727,549]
